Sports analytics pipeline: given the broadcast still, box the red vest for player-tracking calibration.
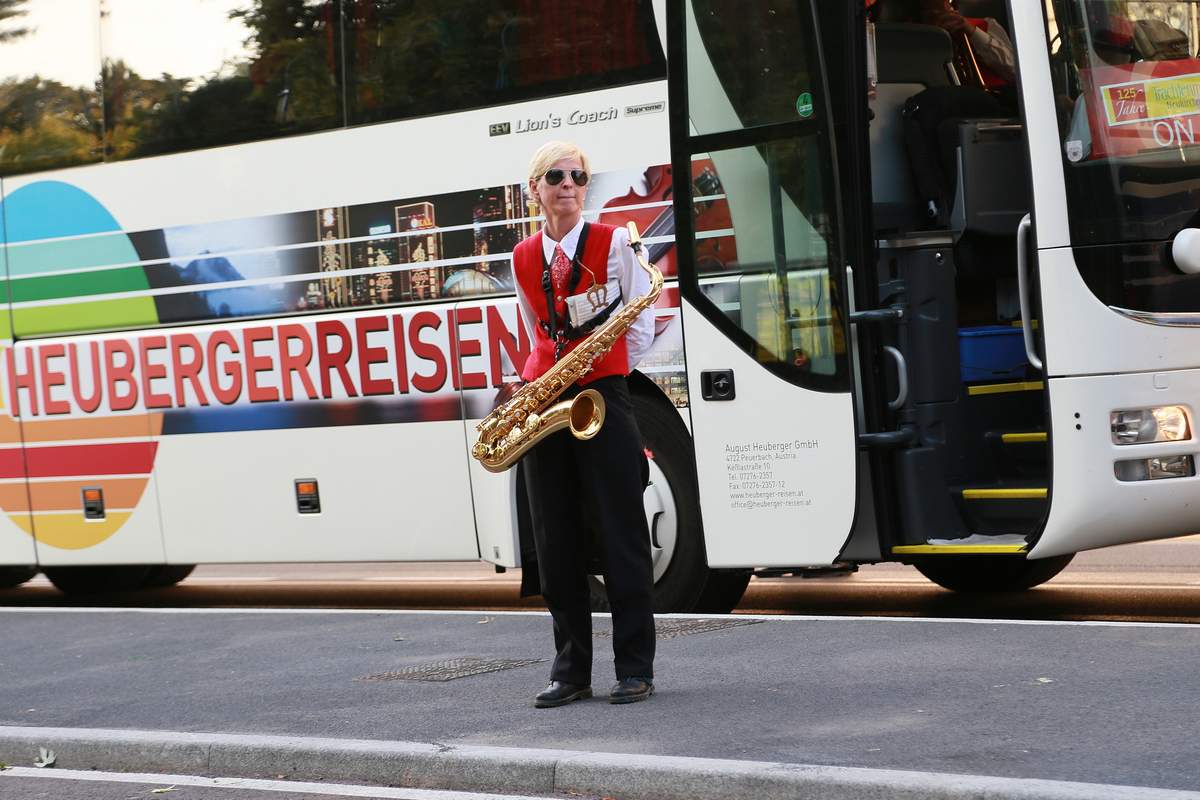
[514,222,629,384]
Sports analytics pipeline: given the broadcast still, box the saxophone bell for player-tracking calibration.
[475,389,607,473]
[569,388,606,440]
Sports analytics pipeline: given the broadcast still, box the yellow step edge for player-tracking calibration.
[968,381,1045,396]
[962,488,1048,500]
[892,544,1028,555]
[1001,432,1048,444]
[1010,319,1039,329]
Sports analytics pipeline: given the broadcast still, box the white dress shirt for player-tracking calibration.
[516,217,656,371]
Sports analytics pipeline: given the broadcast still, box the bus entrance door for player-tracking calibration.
[1011,2,1200,557]
[668,1,860,567]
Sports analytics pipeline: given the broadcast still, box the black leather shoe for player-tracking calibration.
[608,677,654,704]
[534,681,592,708]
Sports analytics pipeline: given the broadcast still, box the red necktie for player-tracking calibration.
[550,243,571,314]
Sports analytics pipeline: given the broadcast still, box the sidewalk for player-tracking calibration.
[0,608,1198,798]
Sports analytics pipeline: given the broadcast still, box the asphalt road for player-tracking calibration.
[4,536,1200,622]
[1,608,1198,793]
[2,541,1199,798]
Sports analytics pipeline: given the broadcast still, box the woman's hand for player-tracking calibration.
[920,0,971,34]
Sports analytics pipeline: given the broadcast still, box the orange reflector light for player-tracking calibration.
[294,479,320,514]
[81,486,105,520]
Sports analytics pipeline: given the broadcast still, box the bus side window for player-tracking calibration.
[0,1,667,174]
[345,0,665,127]
[99,0,343,164]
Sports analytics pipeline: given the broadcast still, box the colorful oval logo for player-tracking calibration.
[0,182,159,550]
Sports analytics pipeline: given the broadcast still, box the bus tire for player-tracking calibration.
[589,388,713,613]
[913,554,1074,593]
[143,564,197,588]
[693,569,753,614]
[43,565,154,595]
[0,565,37,589]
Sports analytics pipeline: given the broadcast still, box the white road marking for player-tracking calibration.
[0,606,1197,629]
[0,766,555,800]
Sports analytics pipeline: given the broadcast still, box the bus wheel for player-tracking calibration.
[143,564,197,588]
[589,391,716,613]
[693,569,753,614]
[43,565,154,595]
[0,566,37,589]
[913,554,1074,593]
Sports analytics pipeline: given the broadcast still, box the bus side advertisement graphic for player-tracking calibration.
[6,305,524,422]
[0,165,705,429]
[0,288,684,549]
[3,288,686,431]
[0,164,705,550]
[0,163,729,339]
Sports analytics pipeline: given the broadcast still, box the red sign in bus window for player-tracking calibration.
[1082,59,1200,159]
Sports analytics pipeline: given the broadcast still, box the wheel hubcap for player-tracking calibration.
[644,456,678,584]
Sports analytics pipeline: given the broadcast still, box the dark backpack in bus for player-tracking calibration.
[902,86,1009,227]
[1133,19,1190,61]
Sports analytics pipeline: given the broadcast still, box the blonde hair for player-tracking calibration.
[527,140,591,184]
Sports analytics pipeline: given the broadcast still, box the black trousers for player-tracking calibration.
[522,375,655,684]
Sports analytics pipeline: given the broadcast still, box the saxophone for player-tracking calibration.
[472,221,663,473]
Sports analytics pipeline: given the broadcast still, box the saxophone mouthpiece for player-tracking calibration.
[626,221,643,253]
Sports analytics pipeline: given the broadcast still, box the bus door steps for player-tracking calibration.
[892,533,1028,556]
[963,382,1045,454]
[966,380,1044,397]
[962,486,1047,501]
[989,431,1048,445]
[984,430,1048,477]
[954,484,1048,535]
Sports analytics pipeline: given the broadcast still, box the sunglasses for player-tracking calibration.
[542,168,589,186]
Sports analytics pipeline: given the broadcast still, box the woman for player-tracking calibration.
[513,140,657,708]
[919,0,1015,85]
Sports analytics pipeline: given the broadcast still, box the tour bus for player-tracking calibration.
[0,0,1195,612]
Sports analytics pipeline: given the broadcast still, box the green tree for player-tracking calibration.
[101,59,183,159]
[0,76,101,174]
[229,0,340,127]
[103,1,338,159]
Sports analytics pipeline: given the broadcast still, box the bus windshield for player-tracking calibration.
[1050,0,1200,245]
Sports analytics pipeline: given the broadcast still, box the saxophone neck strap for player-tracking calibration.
[540,222,593,361]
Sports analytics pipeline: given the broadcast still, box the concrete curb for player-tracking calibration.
[0,726,1194,800]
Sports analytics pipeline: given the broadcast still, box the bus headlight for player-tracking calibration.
[1114,455,1195,482]
[1110,406,1190,445]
